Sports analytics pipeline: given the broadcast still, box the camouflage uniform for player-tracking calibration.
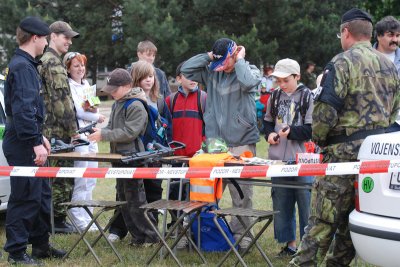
[290,41,400,266]
[38,47,78,220]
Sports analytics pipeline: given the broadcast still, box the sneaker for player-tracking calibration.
[176,236,188,250]
[8,252,43,266]
[107,233,121,243]
[276,245,297,257]
[238,236,252,251]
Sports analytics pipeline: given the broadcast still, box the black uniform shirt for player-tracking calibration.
[4,48,44,146]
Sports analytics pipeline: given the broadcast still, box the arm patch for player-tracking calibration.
[314,62,344,111]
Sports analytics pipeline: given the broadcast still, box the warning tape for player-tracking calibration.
[1,159,400,179]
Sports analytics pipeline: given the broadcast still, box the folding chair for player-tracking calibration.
[59,200,127,265]
[213,208,278,267]
[141,199,208,267]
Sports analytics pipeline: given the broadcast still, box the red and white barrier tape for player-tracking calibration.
[1,160,400,179]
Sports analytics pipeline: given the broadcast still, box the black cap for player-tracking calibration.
[341,8,373,24]
[19,16,50,36]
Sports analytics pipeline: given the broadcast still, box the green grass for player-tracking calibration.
[0,139,374,266]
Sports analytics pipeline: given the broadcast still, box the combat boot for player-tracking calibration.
[8,251,43,266]
[54,218,76,234]
[32,243,66,259]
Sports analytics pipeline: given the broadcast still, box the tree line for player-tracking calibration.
[0,0,399,82]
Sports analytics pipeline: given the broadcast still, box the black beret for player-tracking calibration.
[19,16,50,36]
[341,8,373,24]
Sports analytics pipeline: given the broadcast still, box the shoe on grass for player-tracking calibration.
[276,244,297,257]
[107,233,121,243]
[8,252,43,266]
[176,236,189,250]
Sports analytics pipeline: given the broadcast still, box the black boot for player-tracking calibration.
[8,251,43,266]
[54,217,76,234]
[32,243,67,259]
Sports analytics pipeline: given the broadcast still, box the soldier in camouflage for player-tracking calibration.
[38,21,79,234]
[289,8,400,266]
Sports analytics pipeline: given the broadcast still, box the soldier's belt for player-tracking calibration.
[326,128,385,145]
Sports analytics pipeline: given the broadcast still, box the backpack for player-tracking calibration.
[270,84,311,124]
[123,98,169,150]
[170,89,205,134]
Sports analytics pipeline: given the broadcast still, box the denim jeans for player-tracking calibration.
[271,176,314,243]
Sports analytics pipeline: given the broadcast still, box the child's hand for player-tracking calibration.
[88,128,102,142]
[278,126,290,138]
[268,133,279,145]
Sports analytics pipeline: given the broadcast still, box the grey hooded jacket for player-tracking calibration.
[181,53,261,147]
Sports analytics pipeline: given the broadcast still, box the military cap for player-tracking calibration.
[19,16,50,36]
[341,8,373,24]
[50,21,79,38]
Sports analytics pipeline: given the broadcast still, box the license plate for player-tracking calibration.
[389,172,400,190]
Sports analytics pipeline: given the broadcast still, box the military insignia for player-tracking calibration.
[313,68,330,101]
[4,67,9,80]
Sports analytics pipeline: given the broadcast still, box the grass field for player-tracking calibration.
[0,139,373,266]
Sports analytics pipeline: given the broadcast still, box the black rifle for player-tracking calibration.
[121,141,186,164]
[50,138,90,154]
[76,122,97,135]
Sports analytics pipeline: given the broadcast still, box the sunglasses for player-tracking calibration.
[66,52,81,62]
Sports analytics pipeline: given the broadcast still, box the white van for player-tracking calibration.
[0,74,10,211]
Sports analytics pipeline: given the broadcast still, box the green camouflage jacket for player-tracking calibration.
[38,47,78,140]
[313,41,400,160]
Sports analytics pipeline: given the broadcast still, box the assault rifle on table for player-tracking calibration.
[50,138,90,154]
[76,122,97,135]
[121,141,186,164]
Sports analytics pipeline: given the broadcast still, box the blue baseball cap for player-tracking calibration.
[209,38,237,71]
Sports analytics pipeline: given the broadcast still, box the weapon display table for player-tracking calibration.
[48,152,189,163]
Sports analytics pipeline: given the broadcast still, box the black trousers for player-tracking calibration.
[3,130,50,254]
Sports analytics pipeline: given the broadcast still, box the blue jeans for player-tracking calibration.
[271,176,313,244]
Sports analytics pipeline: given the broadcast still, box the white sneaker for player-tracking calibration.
[107,233,120,243]
[176,236,188,250]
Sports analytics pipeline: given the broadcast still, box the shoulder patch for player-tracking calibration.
[314,62,344,111]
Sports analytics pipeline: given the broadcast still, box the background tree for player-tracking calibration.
[1,0,395,80]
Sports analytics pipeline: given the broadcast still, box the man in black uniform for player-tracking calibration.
[3,16,66,265]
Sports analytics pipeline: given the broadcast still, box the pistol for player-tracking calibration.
[76,122,97,135]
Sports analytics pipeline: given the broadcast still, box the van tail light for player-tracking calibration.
[354,180,360,212]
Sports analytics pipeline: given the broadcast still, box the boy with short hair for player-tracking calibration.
[263,58,314,256]
[88,68,159,246]
[166,62,206,158]
[136,40,171,98]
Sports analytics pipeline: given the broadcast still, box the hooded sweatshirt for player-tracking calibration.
[101,87,148,154]
[264,85,314,161]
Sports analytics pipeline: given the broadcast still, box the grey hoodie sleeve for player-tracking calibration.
[235,58,261,92]
[101,102,147,142]
[181,53,211,85]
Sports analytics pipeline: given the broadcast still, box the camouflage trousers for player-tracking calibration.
[289,172,356,267]
[50,159,74,220]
